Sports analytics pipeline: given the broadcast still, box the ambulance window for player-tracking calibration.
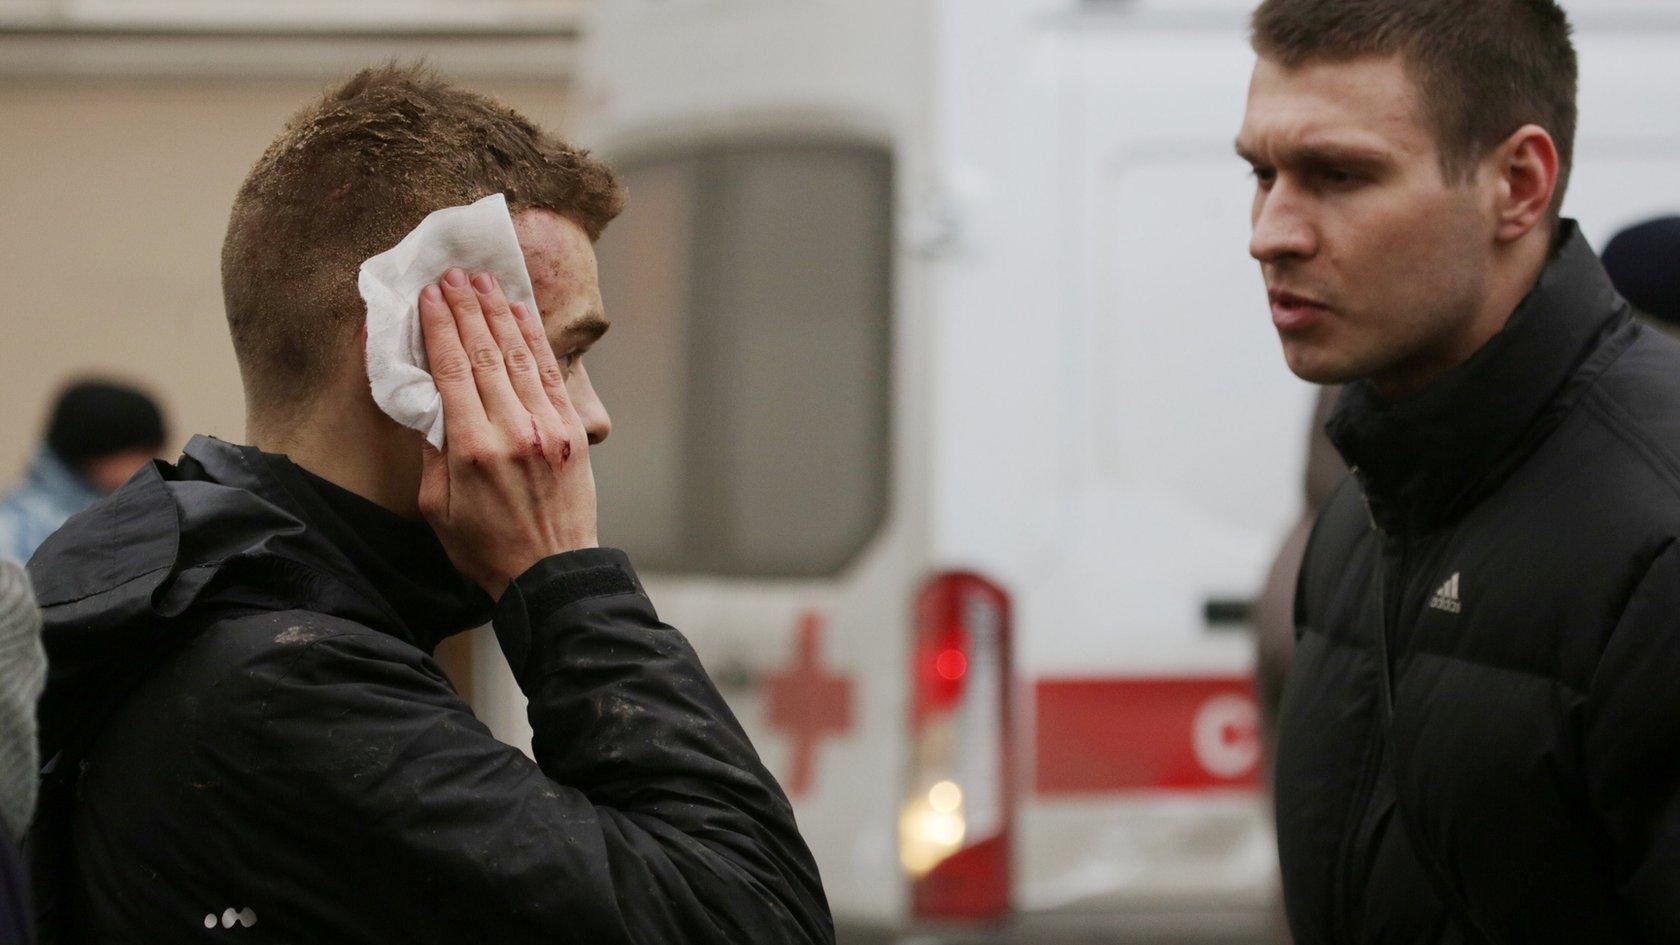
[590,142,893,577]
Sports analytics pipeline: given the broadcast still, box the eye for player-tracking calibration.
[559,351,578,371]
[1250,166,1277,189]
[1315,166,1360,187]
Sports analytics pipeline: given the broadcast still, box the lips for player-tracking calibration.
[1269,289,1331,333]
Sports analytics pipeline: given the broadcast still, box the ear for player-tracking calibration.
[1490,124,1560,243]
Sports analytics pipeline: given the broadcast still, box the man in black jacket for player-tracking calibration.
[28,66,831,944]
[1238,1,1680,942]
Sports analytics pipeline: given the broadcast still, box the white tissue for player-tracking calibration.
[359,192,538,449]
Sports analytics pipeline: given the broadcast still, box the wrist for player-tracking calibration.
[489,549,641,679]
[479,537,600,599]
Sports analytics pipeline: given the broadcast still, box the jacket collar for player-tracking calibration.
[175,436,491,652]
[1327,222,1634,535]
[30,435,490,766]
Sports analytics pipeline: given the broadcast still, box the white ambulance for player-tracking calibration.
[465,0,1680,939]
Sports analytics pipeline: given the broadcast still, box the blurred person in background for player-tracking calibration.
[1241,0,1680,941]
[1602,215,1680,332]
[27,66,829,945]
[0,561,44,945]
[1253,385,1341,945]
[0,380,167,565]
[1252,383,1341,767]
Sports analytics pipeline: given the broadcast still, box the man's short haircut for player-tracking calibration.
[1251,0,1577,212]
[222,65,624,422]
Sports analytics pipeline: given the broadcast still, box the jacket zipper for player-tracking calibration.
[1333,505,1407,943]
[1332,728,1386,944]
[1376,531,1408,710]
[1372,530,1500,943]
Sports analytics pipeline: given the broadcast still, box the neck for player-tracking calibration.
[1370,226,1555,402]
[249,386,424,519]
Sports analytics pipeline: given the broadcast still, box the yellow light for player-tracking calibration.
[924,809,965,846]
[899,790,967,877]
[928,780,963,814]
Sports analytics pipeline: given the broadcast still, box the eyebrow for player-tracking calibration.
[1235,139,1394,168]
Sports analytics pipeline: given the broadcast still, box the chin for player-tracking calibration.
[1280,343,1365,386]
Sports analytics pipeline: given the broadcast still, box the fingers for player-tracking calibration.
[511,299,579,422]
[475,279,551,421]
[438,268,527,426]
[420,282,489,433]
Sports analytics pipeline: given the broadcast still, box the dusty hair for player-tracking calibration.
[1252,0,1577,213]
[221,64,624,422]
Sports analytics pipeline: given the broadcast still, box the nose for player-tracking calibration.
[1249,181,1318,264]
[569,365,612,445]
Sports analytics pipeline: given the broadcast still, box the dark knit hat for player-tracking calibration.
[1602,216,1680,327]
[44,380,168,467]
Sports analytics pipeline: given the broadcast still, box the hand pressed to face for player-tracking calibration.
[417,266,598,598]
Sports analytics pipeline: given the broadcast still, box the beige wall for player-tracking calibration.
[0,75,576,480]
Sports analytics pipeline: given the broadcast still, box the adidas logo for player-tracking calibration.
[203,907,257,930]
[1428,573,1462,614]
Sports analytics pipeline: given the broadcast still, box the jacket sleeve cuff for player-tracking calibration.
[489,548,643,682]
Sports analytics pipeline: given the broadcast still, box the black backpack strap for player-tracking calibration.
[28,677,140,945]
[27,751,77,945]
[25,605,233,945]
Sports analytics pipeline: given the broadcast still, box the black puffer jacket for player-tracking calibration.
[28,436,831,944]
[1277,224,1680,944]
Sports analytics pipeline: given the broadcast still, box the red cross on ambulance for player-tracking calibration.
[764,611,854,796]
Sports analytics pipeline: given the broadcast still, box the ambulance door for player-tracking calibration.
[1012,13,1312,923]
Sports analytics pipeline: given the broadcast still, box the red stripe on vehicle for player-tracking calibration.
[1034,677,1262,795]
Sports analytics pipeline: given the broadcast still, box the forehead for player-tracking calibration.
[1239,55,1434,161]
[512,208,602,328]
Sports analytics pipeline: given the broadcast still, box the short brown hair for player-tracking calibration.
[1252,0,1577,208]
[221,64,624,420]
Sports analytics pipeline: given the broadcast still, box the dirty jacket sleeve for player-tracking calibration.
[251,547,833,945]
[1583,540,1680,941]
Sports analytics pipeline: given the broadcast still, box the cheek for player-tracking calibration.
[1337,191,1464,298]
[1396,199,1486,299]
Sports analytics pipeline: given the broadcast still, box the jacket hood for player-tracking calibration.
[28,435,483,762]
